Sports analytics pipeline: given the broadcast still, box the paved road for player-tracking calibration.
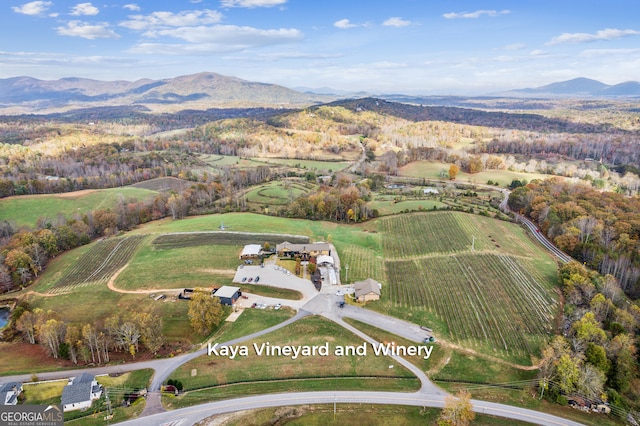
[116,391,585,426]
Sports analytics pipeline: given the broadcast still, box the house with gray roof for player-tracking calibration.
[354,278,381,302]
[0,382,22,405]
[61,373,102,412]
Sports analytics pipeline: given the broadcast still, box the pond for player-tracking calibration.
[0,307,9,329]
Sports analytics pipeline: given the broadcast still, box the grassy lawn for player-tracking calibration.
[164,378,420,409]
[97,369,153,389]
[163,316,420,409]
[0,187,157,228]
[212,307,295,344]
[212,405,534,426]
[245,180,314,207]
[115,244,239,290]
[367,199,447,215]
[254,157,350,173]
[22,380,68,405]
[343,318,444,375]
[398,160,559,187]
[239,284,303,300]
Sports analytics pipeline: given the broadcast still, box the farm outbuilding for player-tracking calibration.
[213,286,241,306]
[240,244,262,260]
[354,279,381,302]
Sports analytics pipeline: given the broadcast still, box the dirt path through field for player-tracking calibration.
[435,339,539,371]
[106,264,178,294]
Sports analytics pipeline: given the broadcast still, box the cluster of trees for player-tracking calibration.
[284,175,377,222]
[187,292,224,335]
[11,303,164,362]
[539,263,639,410]
[508,178,640,297]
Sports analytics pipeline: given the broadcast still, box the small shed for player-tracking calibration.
[354,278,381,302]
[240,244,262,260]
[213,286,241,306]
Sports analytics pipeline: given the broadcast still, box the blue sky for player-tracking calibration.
[2,0,639,94]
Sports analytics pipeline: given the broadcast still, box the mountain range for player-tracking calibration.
[0,72,334,114]
[0,73,638,115]
[501,77,640,97]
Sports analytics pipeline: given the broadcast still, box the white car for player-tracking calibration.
[274,303,282,310]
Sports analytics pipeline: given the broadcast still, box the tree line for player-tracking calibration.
[8,302,164,363]
[539,262,639,413]
[508,178,640,298]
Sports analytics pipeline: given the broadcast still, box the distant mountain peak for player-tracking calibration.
[503,77,640,97]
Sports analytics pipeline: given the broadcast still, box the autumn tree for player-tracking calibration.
[438,389,475,426]
[188,292,223,335]
[135,311,165,354]
[448,164,460,180]
[65,324,82,364]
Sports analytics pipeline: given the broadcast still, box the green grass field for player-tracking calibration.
[245,180,314,207]
[255,157,350,173]
[0,187,157,228]
[164,316,420,409]
[398,160,558,187]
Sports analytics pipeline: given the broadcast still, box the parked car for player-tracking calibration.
[274,303,282,310]
[248,277,253,282]
[251,303,257,308]
[255,276,260,283]
[242,277,247,282]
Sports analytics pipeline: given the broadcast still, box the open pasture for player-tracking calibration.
[255,157,350,173]
[245,180,314,206]
[398,160,556,187]
[0,187,157,228]
[151,231,308,250]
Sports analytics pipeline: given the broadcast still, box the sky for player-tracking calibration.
[1,0,640,94]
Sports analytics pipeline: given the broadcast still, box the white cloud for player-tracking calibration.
[70,3,99,16]
[127,25,302,54]
[123,4,141,12]
[529,49,547,56]
[220,0,287,8]
[504,43,525,51]
[56,21,121,39]
[12,1,52,15]
[547,28,640,45]
[334,19,358,29]
[580,48,640,57]
[383,17,411,27]
[120,10,223,31]
[443,10,510,19]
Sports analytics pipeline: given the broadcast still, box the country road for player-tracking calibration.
[498,188,573,263]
